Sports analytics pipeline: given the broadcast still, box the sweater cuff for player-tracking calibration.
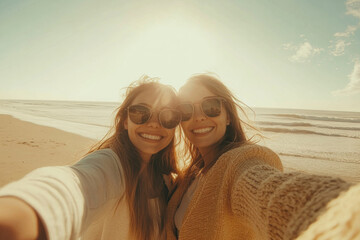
[231,163,352,240]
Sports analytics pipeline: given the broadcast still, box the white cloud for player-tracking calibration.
[346,0,360,18]
[330,40,352,56]
[334,25,357,37]
[282,43,295,50]
[332,61,360,95]
[284,41,323,63]
[328,1,359,57]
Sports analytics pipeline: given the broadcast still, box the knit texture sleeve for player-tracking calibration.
[231,161,353,240]
[0,149,125,240]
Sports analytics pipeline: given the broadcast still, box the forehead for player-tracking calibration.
[179,83,216,102]
[132,88,176,108]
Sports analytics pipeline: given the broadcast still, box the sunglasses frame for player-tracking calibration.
[178,97,226,122]
[127,104,181,129]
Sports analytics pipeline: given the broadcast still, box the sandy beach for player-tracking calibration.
[1,111,359,187]
[0,114,96,187]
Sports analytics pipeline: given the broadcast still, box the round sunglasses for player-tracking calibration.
[178,97,225,121]
[127,104,181,129]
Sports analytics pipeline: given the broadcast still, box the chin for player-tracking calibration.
[193,142,214,149]
[143,149,160,156]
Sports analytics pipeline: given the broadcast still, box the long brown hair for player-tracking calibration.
[179,73,261,181]
[88,76,179,240]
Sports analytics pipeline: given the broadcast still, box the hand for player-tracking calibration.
[0,197,46,240]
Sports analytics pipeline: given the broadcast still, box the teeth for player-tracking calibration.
[140,133,162,140]
[193,127,213,134]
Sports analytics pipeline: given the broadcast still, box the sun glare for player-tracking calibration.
[121,18,221,91]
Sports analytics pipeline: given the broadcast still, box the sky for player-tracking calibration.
[0,0,360,112]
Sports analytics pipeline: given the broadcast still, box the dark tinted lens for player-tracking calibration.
[202,98,221,117]
[128,105,151,124]
[159,110,181,129]
[178,104,193,121]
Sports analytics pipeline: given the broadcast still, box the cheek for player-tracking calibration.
[166,129,175,139]
[126,121,139,141]
[126,120,135,132]
[219,110,228,127]
[160,129,175,148]
[221,115,228,127]
[180,122,190,131]
[180,122,191,137]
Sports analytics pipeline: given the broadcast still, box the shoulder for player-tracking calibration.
[78,148,120,162]
[75,149,121,168]
[71,149,126,205]
[72,148,124,180]
[217,144,283,172]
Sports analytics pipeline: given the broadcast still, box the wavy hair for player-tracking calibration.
[178,73,261,181]
[88,76,180,240]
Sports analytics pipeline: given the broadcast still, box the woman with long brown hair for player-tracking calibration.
[0,76,182,240]
[166,73,359,240]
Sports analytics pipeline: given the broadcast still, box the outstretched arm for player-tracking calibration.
[0,197,46,240]
[231,160,353,240]
[0,149,124,240]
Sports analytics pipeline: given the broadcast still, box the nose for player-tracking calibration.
[193,104,206,122]
[146,112,161,128]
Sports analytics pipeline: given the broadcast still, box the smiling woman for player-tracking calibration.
[166,73,360,240]
[0,76,181,240]
[124,86,181,162]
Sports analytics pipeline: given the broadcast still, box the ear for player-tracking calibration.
[124,118,128,130]
[226,113,230,125]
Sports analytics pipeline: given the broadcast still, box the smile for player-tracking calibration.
[192,127,214,134]
[139,133,163,141]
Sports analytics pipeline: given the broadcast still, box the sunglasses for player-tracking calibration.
[178,97,225,121]
[127,104,181,129]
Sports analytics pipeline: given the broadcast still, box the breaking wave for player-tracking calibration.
[267,114,360,123]
[256,121,360,131]
[260,127,359,139]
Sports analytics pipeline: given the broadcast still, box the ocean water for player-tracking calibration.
[254,108,360,183]
[1,100,359,183]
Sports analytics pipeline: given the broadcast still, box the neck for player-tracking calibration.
[198,147,217,169]
[138,153,151,176]
[139,152,151,165]
[140,161,148,172]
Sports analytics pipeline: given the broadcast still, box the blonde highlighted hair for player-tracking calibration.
[89,76,180,240]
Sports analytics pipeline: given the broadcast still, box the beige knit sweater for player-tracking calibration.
[166,144,359,240]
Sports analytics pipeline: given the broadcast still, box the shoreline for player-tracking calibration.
[1,114,358,187]
[0,114,96,187]
[281,156,360,184]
